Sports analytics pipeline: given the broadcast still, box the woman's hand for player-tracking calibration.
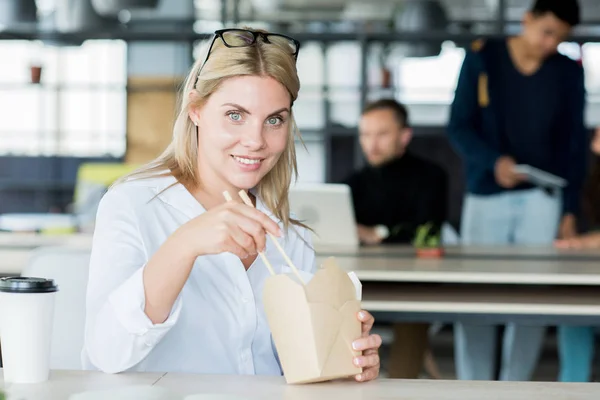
[558,214,578,240]
[357,225,383,246]
[143,199,281,324]
[351,310,382,382]
[554,232,600,250]
[174,200,282,260]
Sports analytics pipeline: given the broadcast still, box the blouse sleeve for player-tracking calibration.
[83,184,183,373]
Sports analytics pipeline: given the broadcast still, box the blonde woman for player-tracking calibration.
[81,28,381,382]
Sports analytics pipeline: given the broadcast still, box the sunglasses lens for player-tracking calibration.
[267,35,298,55]
[222,30,255,47]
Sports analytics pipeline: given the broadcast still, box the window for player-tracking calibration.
[582,43,600,127]
[395,41,465,105]
[0,40,127,156]
[582,44,600,88]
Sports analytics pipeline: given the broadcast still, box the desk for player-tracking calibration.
[0,232,92,250]
[1,370,600,400]
[314,249,600,325]
[3,242,600,324]
[317,255,600,285]
[0,370,163,400]
[360,283,600,325]
[316,244,600,261]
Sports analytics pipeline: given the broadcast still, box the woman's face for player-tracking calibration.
[592,127,600,156]
[192,75,291,192]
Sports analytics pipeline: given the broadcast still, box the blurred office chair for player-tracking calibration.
[71,162,139,232]
[21,246,91,370]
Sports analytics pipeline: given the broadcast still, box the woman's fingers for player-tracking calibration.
[554,238,580,249]
[358,310,375,336]
[353,345,381,382]
[234,204,282,238]
[353,351,380,368]
[221,203,281,255]
[222,236,249,260]
[235,217,268,254]
[225,221,257,258]
[554,239,568,248]
[355,365,380,382]
[352,334,382,353]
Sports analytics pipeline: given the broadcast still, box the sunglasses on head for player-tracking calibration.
[194,28,301,86]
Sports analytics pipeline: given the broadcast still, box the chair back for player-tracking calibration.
[73,162,138,231]
[21,246,91,370]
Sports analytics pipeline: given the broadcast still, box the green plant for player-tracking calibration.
[412,223,441,248]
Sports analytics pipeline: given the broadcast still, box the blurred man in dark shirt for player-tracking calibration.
[344,99,448,246]
[343,99,448,379]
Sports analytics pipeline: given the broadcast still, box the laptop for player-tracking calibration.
[288,183,359,248]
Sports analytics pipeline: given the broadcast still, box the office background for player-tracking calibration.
[1,0,600,230]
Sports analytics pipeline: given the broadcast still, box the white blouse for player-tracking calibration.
[81,175,316,375]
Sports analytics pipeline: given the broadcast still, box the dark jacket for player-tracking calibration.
[447,38,587,216]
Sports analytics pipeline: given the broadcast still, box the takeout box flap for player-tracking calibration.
[263,275,319,380]
[308,303,342,369]
[305,257,357,308]
[319,299,363,377]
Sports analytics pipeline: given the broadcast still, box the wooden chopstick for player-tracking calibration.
[237,190,305,285]
[223,191,276,277]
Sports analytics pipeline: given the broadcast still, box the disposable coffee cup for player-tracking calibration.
[0,277,58,383]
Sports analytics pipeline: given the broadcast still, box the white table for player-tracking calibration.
[361,283,600,315]
[316,244,600,261]
[3,242,600,324]
[0,232,92,249]
[10,245,597,284]
[2,370,600,400]
[0,370,163,400]
[314,246,600,325]
[317,255,600,285]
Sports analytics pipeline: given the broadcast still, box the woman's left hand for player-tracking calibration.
[554,232,600,250]
[351,310,382,382]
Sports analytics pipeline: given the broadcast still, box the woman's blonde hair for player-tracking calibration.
[117,28,306,230]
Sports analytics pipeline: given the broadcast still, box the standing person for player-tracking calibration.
[555,127,600,250]
[82,28,382,381]
[554,126,600,382]
[447,0,587,381]
[344,99,448,378]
